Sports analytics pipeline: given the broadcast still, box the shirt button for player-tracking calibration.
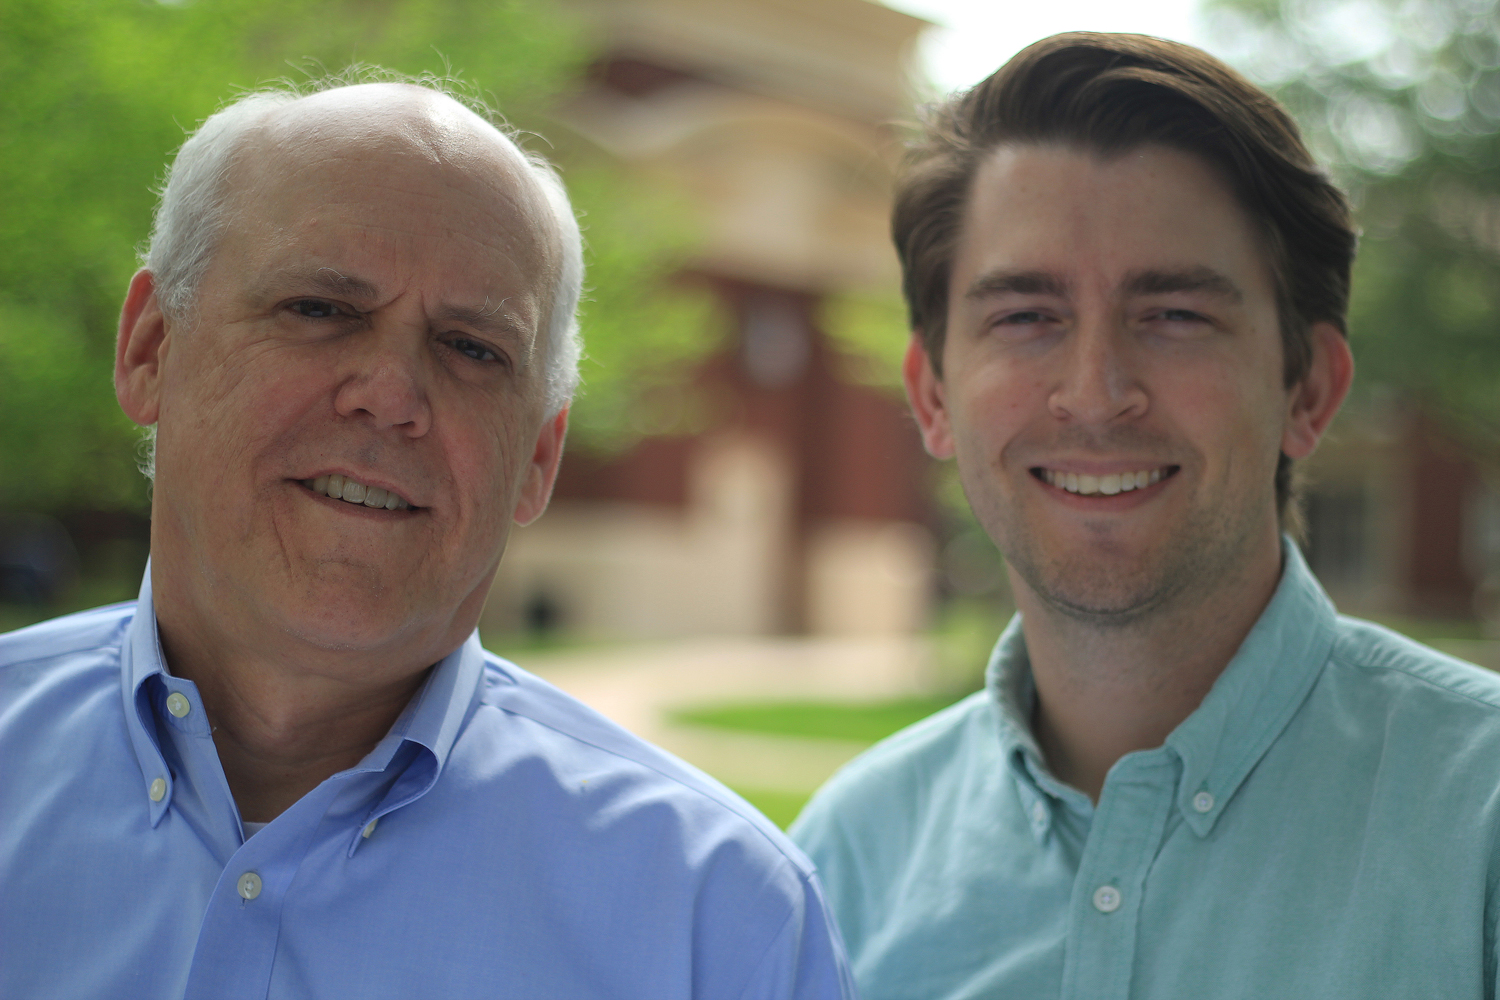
[237,872,263,900]
[362,818,379,839]
[1093,884,1122,913]
[1193,791,1215,813]
[149,778,167,802]
[166,693,191,718]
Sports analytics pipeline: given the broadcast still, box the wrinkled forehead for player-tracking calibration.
[227,84,559,280]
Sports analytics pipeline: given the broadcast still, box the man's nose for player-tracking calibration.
[1046,321,1149,426]
[332,324,433,437]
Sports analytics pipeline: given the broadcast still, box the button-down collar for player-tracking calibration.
[120,564,487,845]
[986,538,1339,837]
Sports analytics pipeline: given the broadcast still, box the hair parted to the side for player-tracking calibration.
[893,32,1357,525]
[144,65,583,421]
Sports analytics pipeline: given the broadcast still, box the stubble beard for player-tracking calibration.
[966,464,1269,631]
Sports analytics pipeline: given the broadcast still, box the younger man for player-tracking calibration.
[793,32,1500,998]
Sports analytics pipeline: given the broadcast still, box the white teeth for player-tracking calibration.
[300,475,411,510]
[1042,467,1170,496]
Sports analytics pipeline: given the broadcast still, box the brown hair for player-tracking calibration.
[894,32,1356,520]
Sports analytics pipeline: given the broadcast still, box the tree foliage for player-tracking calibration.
[0,0,713,513]
[563,164,724,452]
[1203,0,1500,437]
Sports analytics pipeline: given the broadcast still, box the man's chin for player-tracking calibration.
[265,566,489,662]
[1033,580,1179,626]
[1011,546,1191,628]
[273,598,425,654]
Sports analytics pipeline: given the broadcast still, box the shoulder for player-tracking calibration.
[467,649,819,879]
[788,692,999,952]
[1306,615,1500,791]
[0,603,133,684]
[432,651,854,997]
[1327,615,1500,714]
[790,690,996,866]
[805,690,995,818]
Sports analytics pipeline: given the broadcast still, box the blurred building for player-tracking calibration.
[482,0,938,640]
[1301,397,1500,630]
[480,0,1500,644]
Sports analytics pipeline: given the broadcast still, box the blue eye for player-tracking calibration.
[450,338,499,363]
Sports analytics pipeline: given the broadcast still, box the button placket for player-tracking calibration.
[1059,753,1179,1000]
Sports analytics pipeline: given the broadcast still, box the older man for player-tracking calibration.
[792,32,1500,999]
[0,79,853,1000]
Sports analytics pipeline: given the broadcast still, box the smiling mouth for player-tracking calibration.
[301,474,417,511]
[1034,466,1178,496]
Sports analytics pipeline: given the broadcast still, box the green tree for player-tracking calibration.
[1203,0,1500,436]
[0,0,715,514]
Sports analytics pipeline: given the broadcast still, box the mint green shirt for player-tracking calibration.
[791,541,1500,998]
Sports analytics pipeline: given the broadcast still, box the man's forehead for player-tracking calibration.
[260,83,517,165]
[219,84,559,292]
[959,142,1270,280]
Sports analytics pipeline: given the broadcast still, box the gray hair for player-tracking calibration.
[144,69,583,418]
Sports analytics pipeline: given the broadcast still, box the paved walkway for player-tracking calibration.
[519,635,937,794]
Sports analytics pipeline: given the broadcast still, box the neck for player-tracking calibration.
[1017,535,1284,802]
[150,567,442,824]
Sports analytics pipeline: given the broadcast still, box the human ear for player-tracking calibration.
[513,406,570,526]
[904,334,955,459]
[115,269,171,427]
[1282,322,1354,460]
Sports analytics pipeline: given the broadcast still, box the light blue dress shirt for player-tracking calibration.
[792,540,1500,998]
[0,571,855,1000]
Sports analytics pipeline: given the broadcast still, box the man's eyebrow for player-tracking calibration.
[258,268,533,344]
[436,302,531,345]
[964,270,1069,300]
[1123,267,1244,303]
[256,266,382,302]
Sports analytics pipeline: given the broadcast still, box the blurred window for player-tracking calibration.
[1304,489,1368,587]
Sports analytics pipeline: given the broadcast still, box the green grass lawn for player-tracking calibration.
[678,695,978,829]
[672,694,973,744]
[731,787,815,830]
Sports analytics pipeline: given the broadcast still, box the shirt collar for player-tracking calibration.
[120,564,487,830]
[121,564,175,826]
[1165,537,1337,835]
[985,614,1095,835]
[986,537,1338,837]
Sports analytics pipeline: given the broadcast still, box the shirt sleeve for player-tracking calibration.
[732,869,857,1000]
